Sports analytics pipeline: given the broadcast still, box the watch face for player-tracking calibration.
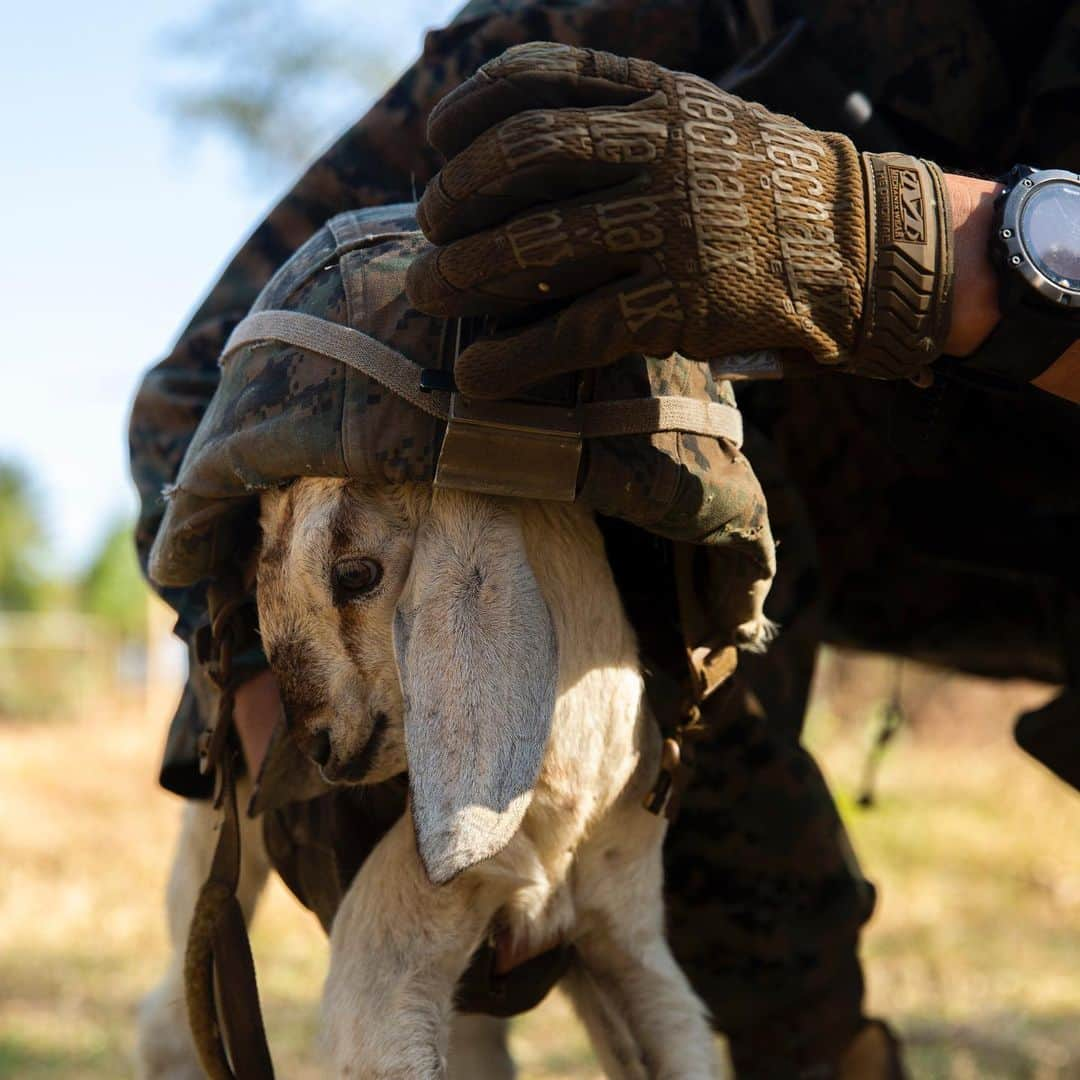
[1020,179,1080,292]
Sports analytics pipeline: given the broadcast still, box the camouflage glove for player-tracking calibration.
[407,42,954,398]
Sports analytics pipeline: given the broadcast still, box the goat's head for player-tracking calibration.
[257,478,559,884]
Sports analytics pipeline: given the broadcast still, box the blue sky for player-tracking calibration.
[1,0,460,571]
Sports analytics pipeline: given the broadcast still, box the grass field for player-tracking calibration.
[1,653,1078,1078]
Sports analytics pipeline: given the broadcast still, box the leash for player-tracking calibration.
[185,575,276,1080]
[184,751,275,1080]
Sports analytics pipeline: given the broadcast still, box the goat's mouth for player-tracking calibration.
[317,712,387,784]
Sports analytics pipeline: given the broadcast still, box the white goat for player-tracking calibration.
[138,478,730,1079]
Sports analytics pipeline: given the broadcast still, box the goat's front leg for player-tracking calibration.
[560,960,649,1080]
[322,814,515,1079]
[568,928,719,1080]
[136,781,270,1079]
[448,1014,515,1080]
[573,818,719,1079]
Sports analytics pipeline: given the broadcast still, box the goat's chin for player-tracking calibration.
[320,715,405,785]
[325,753,403,786]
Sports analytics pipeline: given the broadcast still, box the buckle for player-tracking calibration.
[432,319,584,502]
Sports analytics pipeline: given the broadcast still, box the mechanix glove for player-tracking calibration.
[407,42,955,398]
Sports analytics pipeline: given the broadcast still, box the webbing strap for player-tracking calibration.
[225,310,452,420]
[185,753,275,1080]
[581,396,742,442]
[224,310,744,448]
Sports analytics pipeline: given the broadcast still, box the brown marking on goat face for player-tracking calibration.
[329,489,374,673]
[257,482,296,570]
[270,634,329,731]
[257,480,417,783]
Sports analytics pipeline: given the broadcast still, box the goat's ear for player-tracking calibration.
[393,493,558,886]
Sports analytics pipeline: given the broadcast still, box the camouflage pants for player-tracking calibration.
[672,363,1080,1071]
[665,421,875,1073]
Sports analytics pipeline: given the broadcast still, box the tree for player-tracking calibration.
[80,520,150,641]
[0,462,48,611]
[157,0,396,176]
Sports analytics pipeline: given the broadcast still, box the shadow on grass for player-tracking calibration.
[0,1034,108,1078]
[901,1012,1080,1079]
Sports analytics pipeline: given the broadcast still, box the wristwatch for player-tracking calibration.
[965,166,1080,384]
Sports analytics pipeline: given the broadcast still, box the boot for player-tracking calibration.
[837,1020,908,1080]
[730,1018,909,1079]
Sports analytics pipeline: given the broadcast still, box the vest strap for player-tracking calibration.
[223,310,745,448]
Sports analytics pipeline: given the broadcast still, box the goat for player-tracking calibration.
[138,477,736,1078]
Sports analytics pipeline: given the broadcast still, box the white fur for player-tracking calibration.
[138,482,727,1078]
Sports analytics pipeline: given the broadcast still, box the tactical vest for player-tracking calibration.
[151,205,775,631]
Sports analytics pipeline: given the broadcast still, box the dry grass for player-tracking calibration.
[1,653,1078,1078]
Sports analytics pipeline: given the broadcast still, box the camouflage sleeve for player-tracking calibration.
[128,0,742,639]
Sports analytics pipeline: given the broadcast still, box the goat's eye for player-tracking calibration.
[332,557,382,603]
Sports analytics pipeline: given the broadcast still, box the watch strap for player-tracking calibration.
[964,298,1079,384]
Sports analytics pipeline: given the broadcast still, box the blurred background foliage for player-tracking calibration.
[156,0,398,177]
[0,457,150,717]
[0,458,149,634]
[0,0,404,716]
[0,463,49,612]
[79,519,150,641]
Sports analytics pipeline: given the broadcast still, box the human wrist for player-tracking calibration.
[942,174,1002,356]
[851,154,955,381]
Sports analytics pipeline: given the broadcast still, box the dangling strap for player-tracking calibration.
[643,542,740,820]
[225,310,452,421]
[185,569,275,1080]
[223,310,745,448]
[184,750,276,1080]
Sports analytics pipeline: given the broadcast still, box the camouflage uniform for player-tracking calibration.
[129,0,1080,1072]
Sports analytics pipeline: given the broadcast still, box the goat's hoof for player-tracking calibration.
[737,615,778,653]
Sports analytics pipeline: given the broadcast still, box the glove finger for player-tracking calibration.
[407,196,654,318]
[453,271,674,399]
[428,42,658,159]
[418,101,666,244]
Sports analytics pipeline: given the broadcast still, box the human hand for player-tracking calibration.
[233,668,281,779]
[407,42,954,397]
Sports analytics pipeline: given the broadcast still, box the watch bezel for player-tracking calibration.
[998,169,1080,309]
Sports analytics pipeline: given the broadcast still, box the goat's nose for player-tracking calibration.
[308,729,333,768]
